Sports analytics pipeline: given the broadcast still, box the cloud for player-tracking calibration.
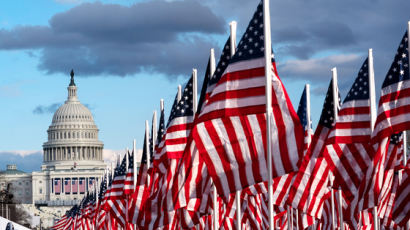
[203,0,410,89]
[33,103,62,114]
[103,149,142,165]
[1,0,409,86]
[278,54,361,82]
[0,151,43,172]
[0,149,143,173]
[0,1,224,78]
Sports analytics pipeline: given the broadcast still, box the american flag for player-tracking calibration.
[107,154,128,226]
[391,167,410,227]
[372,31,410,142]
[297,84,313,153]
[324,58,374,204]
[72,178,78,194]
[377,133,405,226]
[356,30,410,213]
[169,52,223,221]
[96,174,108,229]
[287,78,339,218]
[162,75,194,160]
[79,178,86,194]
[129,128,152,224]
[88,177,95,192]
[64,178,71,194]
[124,151,134,195]
[82,192,95,220]
[192,0,304,200]
[197,37,231,114]
[146,76,195,229]
[141,104,167,228]
[54,178,61,194]
[51,214,68,230]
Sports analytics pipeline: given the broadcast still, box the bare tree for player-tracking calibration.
[0,183,32,227]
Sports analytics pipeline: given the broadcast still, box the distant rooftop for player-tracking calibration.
[0,164,27,175]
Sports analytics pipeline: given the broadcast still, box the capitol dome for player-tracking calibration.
[42,70,104,170]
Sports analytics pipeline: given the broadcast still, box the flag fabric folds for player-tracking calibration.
[192,0,304,200]
[50,3,410,229]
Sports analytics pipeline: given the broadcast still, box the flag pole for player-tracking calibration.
[263,0,275,229]
[330,174,336,230]
[290,207,294,230]
[160,99,164,113]
[405,22,410,167]
[229,19,242,230]
[145,120,150,163]
[208,47,219,230]
[133,139,137,188]
[367,48,380,230]
[126,148,129,170]
[132,138,137,230]
[368,49,376,131]
[295,209,299,230]
[152,110,157,156]
[287,206,291,230]
[193,69,198,114]
[331,68,339,230]
[338,188,344,229]
[404,131,407,166]
[177,85,182,102]
[306,84,312,146]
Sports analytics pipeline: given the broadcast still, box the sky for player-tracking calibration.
[0,0,409,172]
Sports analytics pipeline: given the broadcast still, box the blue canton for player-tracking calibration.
[157,108,165,144]
[390,132,403,145]
[319,79,341,128]
[167,75,194,127]
[114,155,127,177]
[382,31,409,88]
[230,1,267,64]
[344,58,370,103]
[297,87,310,131]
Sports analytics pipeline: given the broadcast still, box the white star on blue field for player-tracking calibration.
[0,0,409,172]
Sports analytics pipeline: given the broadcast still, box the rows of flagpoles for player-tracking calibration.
[51,0,409,229]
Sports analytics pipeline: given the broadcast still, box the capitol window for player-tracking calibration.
[39,189,42,194]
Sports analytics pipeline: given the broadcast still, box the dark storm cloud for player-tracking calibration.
[202,0,410,94]
[33,103,62,114]
[0,0,225,78]
[1,0,410,88]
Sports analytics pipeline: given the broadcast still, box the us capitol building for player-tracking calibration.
[0,71,107,226]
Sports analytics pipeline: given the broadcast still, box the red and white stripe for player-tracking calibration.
[155,116,194,170]
[287,125,332,218]
[124,152,134,195]
[391,167,410,227]
[194,57,303,199]
[51,214,68,230]
[372,80,410,143]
